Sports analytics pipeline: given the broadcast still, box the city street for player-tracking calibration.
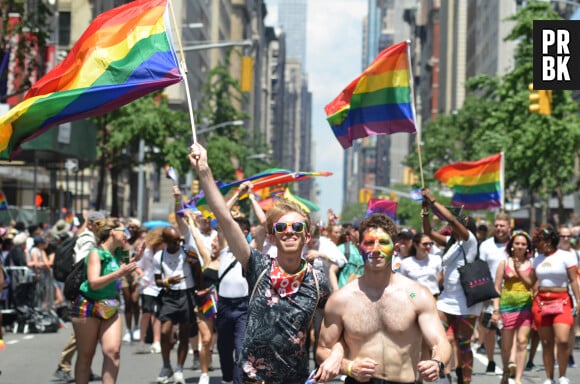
[2,321,580,383]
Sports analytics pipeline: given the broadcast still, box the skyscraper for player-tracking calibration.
[278,0,307,67]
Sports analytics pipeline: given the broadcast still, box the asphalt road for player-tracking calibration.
[2,321,580,383]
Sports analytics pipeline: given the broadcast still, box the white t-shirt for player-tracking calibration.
[479,236,507,282]
[152,245,196,290]
[399,254,442,295]
[533,249,576,288]
[311,237,347,277]
[185,228,217,268]
[137,248,162,297]
[437,231,483,316]
[218,248,249,298]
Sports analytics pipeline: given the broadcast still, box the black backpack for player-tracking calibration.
[52,235,78,282]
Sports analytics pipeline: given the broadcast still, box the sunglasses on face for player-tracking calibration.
[273,221,306,234]
[560,235,571,239]
[112,227,131,239]
[421,242,434,247]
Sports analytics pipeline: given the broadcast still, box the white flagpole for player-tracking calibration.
[406,39,424,188]
[500,151,505,210]
[167,0,197,144]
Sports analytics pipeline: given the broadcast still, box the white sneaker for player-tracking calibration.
[198,372,210,384]
[220,381,233,384]
[542,380,555,384]
[132,328,141,341]
[173,370,185,384]
[122,330,132,343]
[150,341,161,354]
[156,367,173,384]
[558,377,570,384]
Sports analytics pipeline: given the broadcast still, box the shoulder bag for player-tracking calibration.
[457,244,499,307]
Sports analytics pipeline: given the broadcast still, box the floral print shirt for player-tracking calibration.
[241,248,330,383]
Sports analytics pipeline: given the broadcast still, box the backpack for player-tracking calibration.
[52,235,78,282]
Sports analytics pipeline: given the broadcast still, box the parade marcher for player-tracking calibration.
[121,218,143,343]
[189,143,331,383]
[315,213,451,383]
[478,213,511,375]
[71,218,137,384]
[494,230,534,384]
[421,188,482,384]
[154,226,203,384]
[516,225,580,384]
[54,211,105,383]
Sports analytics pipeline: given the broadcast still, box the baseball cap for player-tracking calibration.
[397,228,414,240]
[88,211,106,222]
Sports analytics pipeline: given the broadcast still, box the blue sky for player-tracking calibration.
[264,0,367,222]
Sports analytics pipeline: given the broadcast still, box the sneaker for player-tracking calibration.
[54,368,74,382]
[525,361,536,371]
[150,341,161,354]
[122,330,132,343]
[157,367,173,384]
[132,328,141,341]
[542,380,555,384]
[558,377,570,384]
[88,372,101,382]
[568,354,576,368]
[198,373,210,384]
[486,360,496,375]
[508,361,517,378]
[173,370,185,384]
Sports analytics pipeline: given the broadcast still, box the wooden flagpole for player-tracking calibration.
[167,0,198,144]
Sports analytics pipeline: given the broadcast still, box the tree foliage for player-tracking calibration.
[406,1,580,224]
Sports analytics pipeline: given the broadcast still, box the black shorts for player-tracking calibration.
[141,294,159,314]
[345,377,415,384]
[157,289,195,324]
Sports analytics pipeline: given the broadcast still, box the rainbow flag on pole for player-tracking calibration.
[365,198,397,219]
[0,0,182,159]
[325,40,416,149]
[434,153,504,210]
[201,289,217,320]
[0,191,8,210]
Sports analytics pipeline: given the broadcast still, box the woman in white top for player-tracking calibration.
[515,225,580,384]
[421,188,481,384]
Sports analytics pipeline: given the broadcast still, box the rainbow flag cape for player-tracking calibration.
[434,153,504,210]
[365,198,397,219]
[0,191,8,210]
[325,40,416,149]
[0,0,182,159]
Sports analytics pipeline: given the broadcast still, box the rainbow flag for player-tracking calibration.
[0,191,7,210]
[165,165,178,184]
[365,198,397,219]
[201,289,217,320]
[0,0,182,159]
[434,153,504,210]
[325,40,416,149]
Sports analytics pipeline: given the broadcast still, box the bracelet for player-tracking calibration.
[421,210,430,217]
[347,360,354,377]
[430,199,436,205]
[165,278,169,287]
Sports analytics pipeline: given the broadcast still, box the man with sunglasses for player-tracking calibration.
[189,143,331,384]
[315,213,451,384]
[477,212,512,376]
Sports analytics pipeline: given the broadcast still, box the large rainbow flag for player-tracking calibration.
[435,153,504,210]
[0,0,182,159]
[325,40,416,149]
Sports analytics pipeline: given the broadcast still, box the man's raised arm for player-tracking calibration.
[188,143,250,268]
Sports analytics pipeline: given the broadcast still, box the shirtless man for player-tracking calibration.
[315,213,451,383]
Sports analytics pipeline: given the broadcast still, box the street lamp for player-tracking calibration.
[197,120,244,134]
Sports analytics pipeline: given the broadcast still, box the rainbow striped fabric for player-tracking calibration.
[325,40,416,149]
[0,0,181,159]
[0,191,7,210]
[201,289,218,320]
[435,153,503,210]
[365,198,397,219]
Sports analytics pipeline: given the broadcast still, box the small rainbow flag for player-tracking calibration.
[435,153,504,211]
[0,0,182,159]
[165,165,178,184]
[201,289,217,320]
[64,211,75,227]
[0,191,7,210]
[365,198,397,219]
[325,40,416,149]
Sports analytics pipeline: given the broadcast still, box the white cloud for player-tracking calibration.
[264,0,367,222]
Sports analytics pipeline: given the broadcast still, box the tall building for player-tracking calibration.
[278,0,307,66]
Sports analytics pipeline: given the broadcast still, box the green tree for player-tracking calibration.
[406,1,580,227]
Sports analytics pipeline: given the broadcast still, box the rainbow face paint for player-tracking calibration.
[360,228,394,264]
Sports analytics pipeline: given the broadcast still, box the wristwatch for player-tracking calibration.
[432,359,445,373]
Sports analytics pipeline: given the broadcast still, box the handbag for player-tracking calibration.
[63,259,86,301]
[539,298,566,316]
[457,245,499,307]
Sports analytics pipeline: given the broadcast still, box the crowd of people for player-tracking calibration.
[1,143,580,384]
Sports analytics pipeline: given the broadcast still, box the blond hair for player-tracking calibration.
[265,198,310,235]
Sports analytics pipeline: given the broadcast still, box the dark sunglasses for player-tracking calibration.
[560,235,571,239]
[273,221,306,234]
[421,242,434,247]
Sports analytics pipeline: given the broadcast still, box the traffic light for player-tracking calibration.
[240,56,254,92]
[528,83,552,115]
[191,179,199,195]
[359,188,372,204]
